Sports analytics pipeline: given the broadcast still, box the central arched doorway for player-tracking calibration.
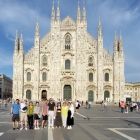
[88,90,94,102]
[63,85,71,100]
[42,90,47,100]
[104,90,110,100]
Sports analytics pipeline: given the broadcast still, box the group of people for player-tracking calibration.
[119,101,139,113]
[11,98,75,130]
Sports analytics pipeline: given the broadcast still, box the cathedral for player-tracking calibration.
[13,2,125,102]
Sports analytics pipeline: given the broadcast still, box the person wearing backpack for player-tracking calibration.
[75,100,80,113]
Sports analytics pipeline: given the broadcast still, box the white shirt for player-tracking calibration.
[75,102,78,107]
[69,105,74,117]
[20,103,27,113]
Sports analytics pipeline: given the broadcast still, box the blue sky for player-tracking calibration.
[0,0,140,82]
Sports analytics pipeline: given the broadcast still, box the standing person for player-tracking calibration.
[89,101,91,109]
[27,101,34,129]
[81,101,83,106]
[54,102,62,128]
[61,102,68,129]
[130,102,133,112]
[48,98,56,129]
[75,100,80,113]
[119,100,120,108]
[41,99,48,130]
[103,100,108,112]
[125,102,128,113]
[10,99,20,130]
[67,102,74,130]
[34,102,41,130]
[120,101,125,113]
[20,99,28,130]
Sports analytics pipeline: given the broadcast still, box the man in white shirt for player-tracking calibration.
[20,99,28,130]
[75,100,80,113]
[103,100,108,112]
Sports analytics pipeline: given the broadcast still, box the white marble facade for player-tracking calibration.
[13,3,125,102]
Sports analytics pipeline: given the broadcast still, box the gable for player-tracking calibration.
[61,16,76,31]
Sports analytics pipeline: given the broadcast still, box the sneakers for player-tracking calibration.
[67,126,70,130]
[34,127,37,130]
[69,126,72,129]
[25,128,28,130]
[13,128,15,130]
[37,127,40,130]
[20,128,23,130]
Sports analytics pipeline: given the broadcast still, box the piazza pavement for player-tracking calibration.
[0,103,140,140]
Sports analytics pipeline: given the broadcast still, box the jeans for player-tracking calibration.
[104,105,108,111]
[48,111,54,127]
[121,107,124,113]
[28,115,33,128]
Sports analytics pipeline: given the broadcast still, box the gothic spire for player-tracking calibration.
[20,30,23,50]
[56,1,60,21]
[82,1,86,21]
[51,1,55,21]
[98,17,102,36]
[14,30,18,51]
[35,16,39,37]
[77,1,80,22]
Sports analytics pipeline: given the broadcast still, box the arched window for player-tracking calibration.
[89,73,93,82]
[26,90,31,100]
[65,59,70,69]
[42,72,47,81]
[88,57,93,66]
[105,73,109,81]
[27,72,31,81]
[65,35,71,49]
[42,57,47,66]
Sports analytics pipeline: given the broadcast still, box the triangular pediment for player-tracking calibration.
[61,16,76,31]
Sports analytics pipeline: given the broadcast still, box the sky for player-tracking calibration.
[0,0,140,82]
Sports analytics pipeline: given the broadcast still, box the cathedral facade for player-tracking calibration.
[13,3,125,102]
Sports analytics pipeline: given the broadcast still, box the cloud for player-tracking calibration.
[0,0,50,44]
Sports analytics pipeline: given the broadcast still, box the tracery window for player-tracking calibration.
[105,73,109,81]
[42,72,47,81]
[88,57,93,66]
[27,72,31,81]
[89,73,93,82]
[42,57,47,66]
[65,59,70,69]
[65,35,71,49]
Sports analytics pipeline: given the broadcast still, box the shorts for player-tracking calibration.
[20,112,27,121]
[42,115,48,120]
[76,107,79,109]
[12,114,19,122]
[34,114,39,120]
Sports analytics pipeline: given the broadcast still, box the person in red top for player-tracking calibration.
[120,101,125,113]
[41,99,48,130]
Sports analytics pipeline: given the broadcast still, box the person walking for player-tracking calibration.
[61,102,68,129]
[125,102,128,113]
[10,99,20,130]
[48,98,56,129]
[89,101,91,109]
[54,102,62,128]
[34,102,41,130]
[67,102,74,130]
[120,101,125,113]
[20,99,28,130]
[27,101,34,129]
[41,99,48,130]
[130,102,133,112]
[103,100,108,112]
